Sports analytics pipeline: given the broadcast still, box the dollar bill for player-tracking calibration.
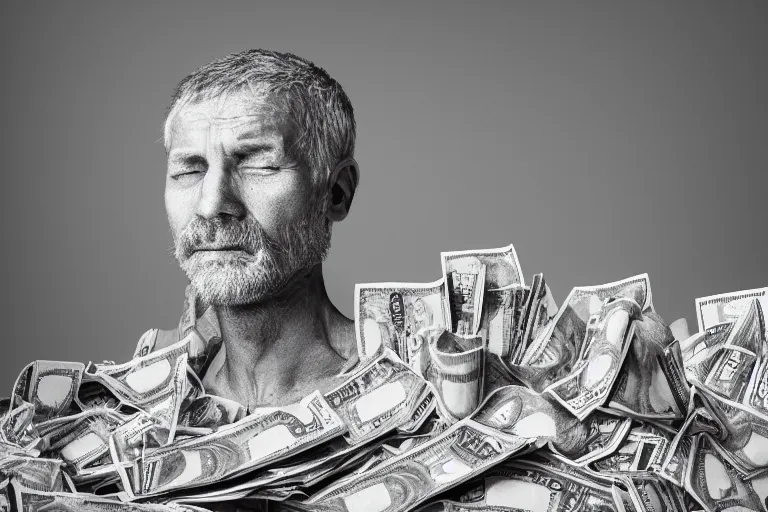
[178,394,246,431]
[355,280,450,364]
[324,351,431,444]
[682,322,733,384]
[512,274,559,366]
[519,274,652,389]
[11,361,85,422]
[415,455,617,511]
[695,287,768,333]
[422,331,485,422]
[684,433,768,511]
[592,423,671,475]
[0,400,40,451]
[469,385,586,456]
[441,244,524,336]
[89,335,195,444]
[616,473,687,512]
[549,410,633,466]
[545,297,642,420]
[45,412,124,472]
[700,298,765,406]
[608,319,690,421]
[481,284,526,359]
[306,418,530,512]
[123,391,345,497]
[0,455,64,493]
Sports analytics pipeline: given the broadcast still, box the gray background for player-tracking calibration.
[1,1,766,390]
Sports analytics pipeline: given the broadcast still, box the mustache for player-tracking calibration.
[176,217,283,260]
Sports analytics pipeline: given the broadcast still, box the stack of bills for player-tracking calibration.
[2,242,767,512]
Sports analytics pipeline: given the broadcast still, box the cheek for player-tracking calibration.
[240,174,315,232]
[165,182,196,236]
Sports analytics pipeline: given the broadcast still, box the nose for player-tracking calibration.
[195,163,246,220]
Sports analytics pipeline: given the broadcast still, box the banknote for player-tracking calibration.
[684,433,768,511]
[0,399,40,451]
[11,360,85,422]
[469,385,586,455]
[11,481,206,512]
[89,335,194,444]
[355,280,450,365]
[480,284,526,359]
[617,473,687,512]
[422,331,485,422]
[124,391,345,497]
[549,410,632,466]
[545,297,642,420]
[441,243,524,336]
[695,287,768,333]
[414,456,617,512]
[0,455,64,493]
[324,351,431,444]
[592,423,671,475]
[45,412,124,471]
[512,273,559,366]
[682,322,733,384]
[658,428,691,488]
[519,274,651,390]
[306,419,530,512]
[701,298,765,405]
[178,394,246,431]
[608,318,690,421]
[482,354,523,398]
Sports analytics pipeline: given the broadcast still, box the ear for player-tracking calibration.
[326,157,359,222]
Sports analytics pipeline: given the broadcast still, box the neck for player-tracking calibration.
[212,264,348,406]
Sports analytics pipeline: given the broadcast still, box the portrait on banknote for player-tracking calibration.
[2,3,768,512]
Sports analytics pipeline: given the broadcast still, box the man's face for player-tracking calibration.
[165,89,331,307]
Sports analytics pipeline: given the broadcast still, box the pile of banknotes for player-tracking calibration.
[2,242,768,512]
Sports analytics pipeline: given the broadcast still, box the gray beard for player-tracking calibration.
[172,208,331,308]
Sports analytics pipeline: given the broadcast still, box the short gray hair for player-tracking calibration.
[163,49,356,185]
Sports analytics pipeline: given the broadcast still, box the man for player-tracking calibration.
[133,49,360,410]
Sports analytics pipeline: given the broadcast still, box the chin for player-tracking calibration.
[186,260,282,307]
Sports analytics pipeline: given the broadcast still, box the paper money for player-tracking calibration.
[682,322,733,384]
[423,331,485,422]
[11,361,85,422]
[306,419,529,512]
[123,391,345,497]
[355,280,449,365]
[695,287,768,332]
[441,243,524,336]
[89,335,194,444]
[699,299,765,408]
[592,423,671,475]
[178,394,246,431]
[324,351,430,444]
[416,456,617,512]
[545,297,642,420]
[608,317,690,420]
[549,410,633,466]
[513,274,558,365]
[519,274,651,389]
[481,284,526,359]
[0,455,63,492]
[684,433,768,511]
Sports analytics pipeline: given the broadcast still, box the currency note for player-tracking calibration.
[355,280,449,365]
[416,456,617,512]
[617,473,687,512]
[608,318,690,420]
[11,360,85,422]
[423,331,485,422]
[682,322,733,384]
[695,287,768,333]
[659,431,691,488]
[469,385,586,456]
[45,412,124,471]
[512,274,559,366]
[519,274,651,390]
[441,244,524,336]
[178,394,246,431]
[0,455,64,493]
[0,400,39,451]
[549,410,632,466]
[592,423,671,475]
[545,297,642,420]
[481,284,526,359]
[124,391,345,497]
[89,335,194,444]
[324,351,430,444]
[684,433,768,511]
[701,298,765,405]
[306,419,530,512]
